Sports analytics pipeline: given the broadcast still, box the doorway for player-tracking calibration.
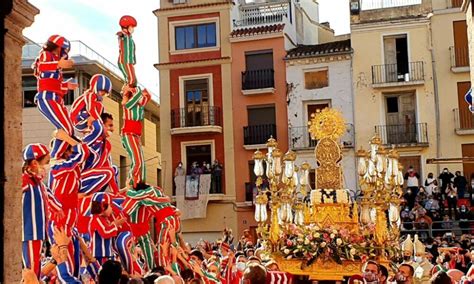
[385,93,416,144]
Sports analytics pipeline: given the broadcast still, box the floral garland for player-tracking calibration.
[279,224,400,268]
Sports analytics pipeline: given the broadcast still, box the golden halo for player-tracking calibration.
[308,108,346,140]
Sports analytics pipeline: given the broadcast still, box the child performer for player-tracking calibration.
[117,15,138,87]
[121,87,151,187]
[89,192,125,263]
[70,74,112,146]
[22,144,63,277]
[33,35,77,159]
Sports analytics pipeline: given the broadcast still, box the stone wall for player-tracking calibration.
[3,0,38,283]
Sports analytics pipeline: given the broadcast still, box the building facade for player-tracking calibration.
[350,0,471,182]
[21,40,162,188]
[285,39,357,192]
[155,0,237,242]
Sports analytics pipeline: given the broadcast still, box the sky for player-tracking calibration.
[23,0,350,100]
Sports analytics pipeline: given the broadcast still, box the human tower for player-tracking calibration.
[21,15,182,281]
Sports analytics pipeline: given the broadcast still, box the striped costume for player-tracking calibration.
[22,171,62,277]
[33,48,74,159]
[56,262,81,284]
[49,143,89,237]
[121,87,151,187]
[117,30,137,87]
[129,206,155,270]
[89,193,118,262]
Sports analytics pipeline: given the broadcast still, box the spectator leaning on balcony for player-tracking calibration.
[439,168,454,200]
[425,195,440,214]
[424,173,438,196]
[405,166,420,209]
[454,171,468,200]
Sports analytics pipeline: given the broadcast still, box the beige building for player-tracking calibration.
[21,40,162,187]
[350,0,472,181]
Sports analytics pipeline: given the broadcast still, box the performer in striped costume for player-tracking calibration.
[48,130,89,238]
[33,35,77,159]
[70,74,112,146]
[117,15,138,87]
[128,205,155,271]
[121,87,151,187]
[21,144,63,277]
[89,192,124,263]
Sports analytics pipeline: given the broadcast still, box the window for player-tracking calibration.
[245,106,277,144]
[151,115,160,152]
[157,169,162,187]
[304,69,329,89]
[120,156,127,187]
[185,78,210,126]
[185,144,212,174]
[23,89,37,108]
[173,0,186,3]
[175,23,216,50]
[386,97,399,113]
[245,50,273,70]
[383,34,408,81]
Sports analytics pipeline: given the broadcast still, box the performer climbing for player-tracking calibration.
[70,74,112,146]
[33,35,77,159]
[121,86,151,187]
[21,143,63,277]
[117,15,138,87]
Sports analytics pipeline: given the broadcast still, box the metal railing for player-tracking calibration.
[450,46,470,68]
[242,69,275,90]
[243,124,277,145]
[22,40,158,102]
[234,1,290,27]
[375,122,428,145]
[361,0,421,10]
[289,123,355,150]
[372,61,424,84]
[454,108,474,130]
[401,220,474,239]
[171,106,222,128]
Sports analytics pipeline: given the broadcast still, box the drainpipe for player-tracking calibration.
[427,14,441,175]
[0,0,14,281]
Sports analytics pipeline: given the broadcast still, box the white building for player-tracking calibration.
[285,39,357,192]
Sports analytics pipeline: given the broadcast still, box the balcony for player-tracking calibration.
[290,124,355,150]
[450,46,470,73]
[454,108,474,135]
[233,1,290,27]
[170,106,222,135]
[375,123,429,147]
[241,69,275,94]
[243,124,277,148]
[371,61,424,88]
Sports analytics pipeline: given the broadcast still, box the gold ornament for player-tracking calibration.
[308,108,346,141]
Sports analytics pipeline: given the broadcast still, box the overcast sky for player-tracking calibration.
[23,0,350,99]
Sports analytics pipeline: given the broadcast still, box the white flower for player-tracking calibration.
[284,249,290,254]
[320,242,327,248]
[297,238,304,243]
[350,248,356,256]
[314,233,320,238]
[332,229,338,234]
[330,233,336,239]
[286,255,293,260]
[293,249,299,253]
[336,238,343,245]
[304,239,310,245]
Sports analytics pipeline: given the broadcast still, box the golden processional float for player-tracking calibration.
[252,108,403,281]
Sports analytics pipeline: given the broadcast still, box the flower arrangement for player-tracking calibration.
[279,224,400,268]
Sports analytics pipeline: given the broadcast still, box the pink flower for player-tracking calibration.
[287,240,293,246]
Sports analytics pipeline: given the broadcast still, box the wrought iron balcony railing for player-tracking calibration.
[289,124,355,150]
[450,46,469,68]
[243,124,277,145]
[242,69,275,90]
[371,61,424,85]
[171,106,221,128]
[375,123,428,145]
[454,108,474,131]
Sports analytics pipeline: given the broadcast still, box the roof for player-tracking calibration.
[154,1,231,13]
[286,39,352,59]
[230,24,285,38]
